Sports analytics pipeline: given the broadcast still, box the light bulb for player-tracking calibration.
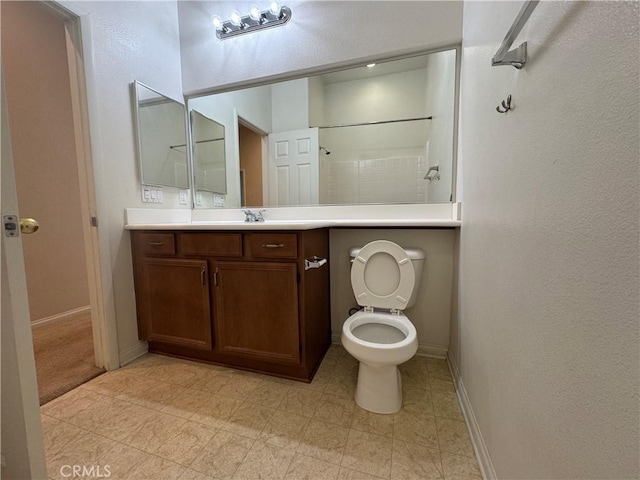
[269,1,281,16]
[230,10,243,26]
[211,15,223,30]
[366,63,376,68]
[249,4,262,21]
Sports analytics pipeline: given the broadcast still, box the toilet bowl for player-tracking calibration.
[341,240,424,414]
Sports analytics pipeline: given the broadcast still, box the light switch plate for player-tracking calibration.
[213,194,225,207]
[179,189,189,205]
[142,186,164,204]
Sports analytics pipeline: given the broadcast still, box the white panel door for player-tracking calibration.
[267,128,319,206]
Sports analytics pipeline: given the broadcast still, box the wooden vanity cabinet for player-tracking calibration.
[130,228,330,382]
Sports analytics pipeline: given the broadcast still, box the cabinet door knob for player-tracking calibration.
[262,243,284,248]
[201,267,206,285]
[214,267,219,286]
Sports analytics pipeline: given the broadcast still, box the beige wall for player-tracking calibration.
[453,1,639,478]
[2,1,89,322]
[330,229,455,357]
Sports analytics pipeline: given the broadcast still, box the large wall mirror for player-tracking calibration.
[191,110,227,195]
[187,48,457,209]
[133,81,189,189]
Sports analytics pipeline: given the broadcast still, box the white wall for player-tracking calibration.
[189,84,272,208]
[178,1,463,95]
[61,0,185,363]
[271,78,309,132]
[424,50,456,203]
[331,229,454,358]
[453,1,639,478]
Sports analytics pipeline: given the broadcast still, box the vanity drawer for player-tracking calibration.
[138,233,176,256]
[179,233,243,257]
[248,233,298,259]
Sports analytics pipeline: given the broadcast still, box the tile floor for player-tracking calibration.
[40,345,482,479]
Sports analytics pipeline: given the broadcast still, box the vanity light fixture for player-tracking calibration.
[366,63,376,68]
[212,2,292,40]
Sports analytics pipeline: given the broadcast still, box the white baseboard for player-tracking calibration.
[118,341,148,367]
[31,305,91,329]
[331,333,447,359]
[448,354,496,480]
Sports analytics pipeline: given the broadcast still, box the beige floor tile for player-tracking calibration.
[94,442,153,480]
[435,418,475,458]
[46,430,119,479]
[323,374,356,400]
[41,415,84,458]
[88,401,158,443]
[82,368,143,397]
[222,401,275,439]
[427,359,452,381]
[119,379,184,411]
[337,467,385,480]
[284,453,340,480]
[137,360,213,387]
[154,420,218,466]
[279,388,323,418]
[399,366,430,390]
[178,469,215,480]
[232,441,295,479]
[41,388,107,424]
[391,439,443,480]
[190,394,244,429]
[160,387,213,419]
[246,379,292,408]
[431,391,463,421]
[429,376,456,393]
[402,384,435,417]
[313,394,356,427]
[186,369,235,394]
[259,410,310,450]
[217,374,263,400]
[190,430,254,479]
[393,410,439,449]
[123,411,188,453]
[127,454,186,480]
[340,429,392,479]
[296,419,350,465]
[440,452,482,479]
[350,407,393,438]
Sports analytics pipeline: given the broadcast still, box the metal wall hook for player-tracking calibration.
[496,94,513,114]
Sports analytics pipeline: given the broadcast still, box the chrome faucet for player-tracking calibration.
[242,209,266,222]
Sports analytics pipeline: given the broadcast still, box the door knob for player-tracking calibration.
[20,218,39,234]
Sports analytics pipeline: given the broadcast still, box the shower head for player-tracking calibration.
[319,146,331,155]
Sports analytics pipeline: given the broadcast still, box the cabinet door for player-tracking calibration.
[214,261,299,364]
[140,258,212,350]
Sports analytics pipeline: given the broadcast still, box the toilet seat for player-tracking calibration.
[351,240,415,311]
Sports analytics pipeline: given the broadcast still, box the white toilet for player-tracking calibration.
[341,240,425,414]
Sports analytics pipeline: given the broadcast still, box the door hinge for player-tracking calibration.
[90,216,98,227]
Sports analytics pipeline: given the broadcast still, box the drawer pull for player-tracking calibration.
[147,241,165,246]
[262,243,285,249]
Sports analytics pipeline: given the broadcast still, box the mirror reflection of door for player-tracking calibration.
[238,122,264,207]
[1,1,104,405]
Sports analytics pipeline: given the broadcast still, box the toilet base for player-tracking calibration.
[354,362,402,414]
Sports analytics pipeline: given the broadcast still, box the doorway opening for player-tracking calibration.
[238,119,267,207]
[1,1,106,404]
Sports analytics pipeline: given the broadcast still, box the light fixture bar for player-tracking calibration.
[214,5,292,40]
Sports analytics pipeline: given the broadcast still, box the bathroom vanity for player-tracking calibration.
[130,227,330,381]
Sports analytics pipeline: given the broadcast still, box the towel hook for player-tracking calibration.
[496,94,513,114]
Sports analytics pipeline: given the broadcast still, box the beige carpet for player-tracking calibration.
[32,313,105,405]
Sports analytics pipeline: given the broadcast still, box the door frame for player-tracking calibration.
[51,1,119,370]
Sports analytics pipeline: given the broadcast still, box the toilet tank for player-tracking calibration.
[349,246,425,308]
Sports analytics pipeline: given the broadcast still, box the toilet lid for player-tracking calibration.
[351,240,415,311]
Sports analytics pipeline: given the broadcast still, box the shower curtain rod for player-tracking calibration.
[170,137,224,149]
[313,116,432,130]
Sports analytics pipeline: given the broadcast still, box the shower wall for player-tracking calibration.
[316,62,443,204]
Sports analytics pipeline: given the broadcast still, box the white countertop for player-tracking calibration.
[124,204,462,230]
